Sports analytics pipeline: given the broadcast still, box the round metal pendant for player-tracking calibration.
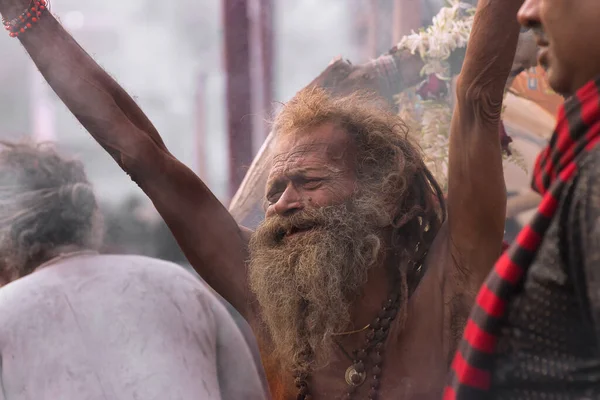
[345,365,367,386]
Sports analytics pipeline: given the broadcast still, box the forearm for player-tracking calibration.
[449,0,521,208]
[446,0,518,284]
[2,5,167,166]
[457,0,523,115]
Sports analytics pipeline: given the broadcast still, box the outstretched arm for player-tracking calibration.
[0,4,252,315]
[447,0,522,288]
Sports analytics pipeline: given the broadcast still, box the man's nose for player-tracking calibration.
[270,185,305,217]
[517,0,540,28]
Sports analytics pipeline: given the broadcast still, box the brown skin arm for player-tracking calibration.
[437,0,524,363]
[0,6,253,316]
[444,0,523,348]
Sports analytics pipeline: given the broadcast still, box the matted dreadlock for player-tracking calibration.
[0,140,102,280]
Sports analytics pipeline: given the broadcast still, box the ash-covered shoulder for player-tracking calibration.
[88,254,228,306]
[111,254,204,283]
[0,255,223,327]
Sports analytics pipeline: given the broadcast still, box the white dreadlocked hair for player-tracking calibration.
[0,140,103,280]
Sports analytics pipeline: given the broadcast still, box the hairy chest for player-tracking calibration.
[255,270,458,400]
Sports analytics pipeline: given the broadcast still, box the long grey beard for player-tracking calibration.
[248,201,386,372]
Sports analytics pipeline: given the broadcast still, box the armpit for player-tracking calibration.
[447,291,471,366]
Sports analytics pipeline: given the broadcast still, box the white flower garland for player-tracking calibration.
[395,0,524,189]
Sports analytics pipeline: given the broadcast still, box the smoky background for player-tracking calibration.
[0,0,445,265]
[0,0,546,385]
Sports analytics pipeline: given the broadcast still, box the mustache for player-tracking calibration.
[258,207,331,244]
[530,24,549,45]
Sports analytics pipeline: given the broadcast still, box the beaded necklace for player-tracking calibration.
[294,271,410,400]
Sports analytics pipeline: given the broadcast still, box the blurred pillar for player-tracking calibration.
[249,0,274,154]
[367,0,379,60]
[260,0,274,120]
[351,0,380,62]
[376,0,395,53]
[223,0,254,199]
[194,72,207,179]
[392,0,422,43]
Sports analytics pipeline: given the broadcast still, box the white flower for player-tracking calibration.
[395,0,523,188]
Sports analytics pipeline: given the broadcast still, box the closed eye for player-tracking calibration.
[266,179,286,204]
[302,178,324,190]
[266,191,282,205]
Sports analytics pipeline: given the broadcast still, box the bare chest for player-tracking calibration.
[259,287,450,400]
[308,340,447,400]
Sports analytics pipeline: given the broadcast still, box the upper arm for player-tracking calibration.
[446,92,506,286]
[124,136,253,317]
[83,103,254,318]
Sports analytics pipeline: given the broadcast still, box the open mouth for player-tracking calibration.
[286,226,313,238]
[537,46,549,70]
[273,224,317,243]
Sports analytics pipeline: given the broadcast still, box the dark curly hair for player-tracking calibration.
[272,87,446,281]
[0,141,102,280]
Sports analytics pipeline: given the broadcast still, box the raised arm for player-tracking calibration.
[446,0,523,287]
[0,2,252,315]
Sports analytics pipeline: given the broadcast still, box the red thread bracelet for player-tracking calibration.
[2,0,49,37]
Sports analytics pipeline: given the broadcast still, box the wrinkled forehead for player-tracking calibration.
[269,123,356,176]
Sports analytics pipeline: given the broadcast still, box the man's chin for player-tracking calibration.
[546,67,572,98]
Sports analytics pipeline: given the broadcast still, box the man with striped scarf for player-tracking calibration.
[447,0,600,399]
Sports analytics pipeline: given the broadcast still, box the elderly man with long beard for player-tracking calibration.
[0,0,522,398]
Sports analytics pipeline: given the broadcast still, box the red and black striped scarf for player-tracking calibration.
[444,76,600,399]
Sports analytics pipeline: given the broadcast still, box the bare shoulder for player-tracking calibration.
[0,255,226,324]
[110,255,230,307]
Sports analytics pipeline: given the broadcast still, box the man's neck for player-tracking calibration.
[330,248,400,355]
[35,245,97,271]
[350,253,399,330]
